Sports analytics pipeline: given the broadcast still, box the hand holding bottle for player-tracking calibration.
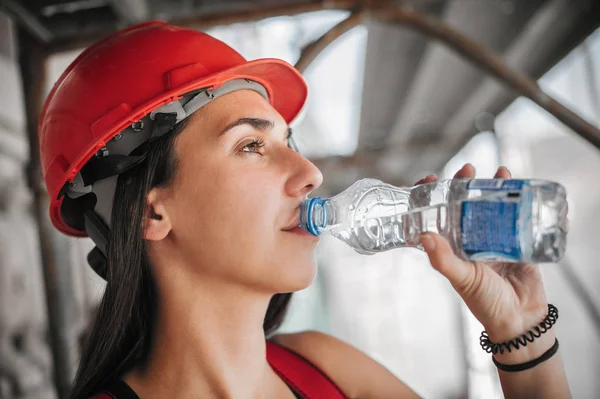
[417,164,551,346]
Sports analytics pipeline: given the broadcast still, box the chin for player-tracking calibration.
[277,259,318,293]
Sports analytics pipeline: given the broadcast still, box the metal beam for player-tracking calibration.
[0,0,53,43]
[172,0,393,29]
[358,1,446,151]
[47,0,394,54]
[386,0,543,147]
[295,10,362,73]
[110,0,150,23]
[41,0,110,18]
[18,28,76,398]
[582,39,600,126]
[41,0,600,152]
[422,0,600,175]
[294,4,600,156]
[377,6,600,150]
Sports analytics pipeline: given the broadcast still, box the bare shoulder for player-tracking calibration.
[272,331,421,399]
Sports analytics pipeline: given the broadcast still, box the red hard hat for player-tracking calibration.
[39,21,308,237]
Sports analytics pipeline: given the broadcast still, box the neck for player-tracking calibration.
[124,265,282,399]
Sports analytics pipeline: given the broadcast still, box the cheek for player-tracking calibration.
[171,163,282,259]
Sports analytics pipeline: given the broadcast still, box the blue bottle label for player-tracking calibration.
[467,179,525,191]
[460,184,530,262]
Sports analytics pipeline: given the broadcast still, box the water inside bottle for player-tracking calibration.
[302,178,567,263]
[327,204,449,255]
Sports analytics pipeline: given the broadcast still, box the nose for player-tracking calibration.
[284,148,323,198]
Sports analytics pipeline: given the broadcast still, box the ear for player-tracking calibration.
[143,188,172,241]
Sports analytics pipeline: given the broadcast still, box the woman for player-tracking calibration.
[39,21,571,398]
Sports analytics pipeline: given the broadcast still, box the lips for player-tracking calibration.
[286,226,317,238]
[282,214,319,241]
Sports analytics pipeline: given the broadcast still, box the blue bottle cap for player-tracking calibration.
[300,197,326,236]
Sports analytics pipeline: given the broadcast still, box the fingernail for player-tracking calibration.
[421,235,435,252]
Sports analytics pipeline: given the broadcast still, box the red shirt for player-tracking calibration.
[90,341,346,399]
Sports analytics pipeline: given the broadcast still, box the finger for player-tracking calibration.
[414,173,438,185]
[494,166,512,179]
[420,233,475,294]
[453,163,475,179]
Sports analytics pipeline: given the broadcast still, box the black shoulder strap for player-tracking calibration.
[98,379,140,399]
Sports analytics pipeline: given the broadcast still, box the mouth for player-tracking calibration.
[282,204,302,231]
[282,211,319,240]
[285,226,317,237]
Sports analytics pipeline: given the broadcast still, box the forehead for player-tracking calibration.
[183,89,285,135]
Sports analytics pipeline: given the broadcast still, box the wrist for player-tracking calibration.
[492,330,556,365]
[484,302,549,343]
[481,303,558,366]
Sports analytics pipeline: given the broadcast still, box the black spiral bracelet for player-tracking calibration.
[480,304,558,355]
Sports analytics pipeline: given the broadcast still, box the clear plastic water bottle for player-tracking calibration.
[299,178,568,263]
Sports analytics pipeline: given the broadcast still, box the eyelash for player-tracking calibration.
[240,137,266,154]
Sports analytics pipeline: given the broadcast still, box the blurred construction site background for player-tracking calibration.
[0,0,599,398]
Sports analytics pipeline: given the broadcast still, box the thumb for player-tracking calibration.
[420,233,476,294]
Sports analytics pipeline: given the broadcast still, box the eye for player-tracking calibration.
[240,137,265,154]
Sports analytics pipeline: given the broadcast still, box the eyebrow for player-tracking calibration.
[219,117,275,136]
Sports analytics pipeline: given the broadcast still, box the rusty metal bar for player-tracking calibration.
[295,6,600,150]
[18,28,76,399]
[48,0,395,54]
[295,10,363,73]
